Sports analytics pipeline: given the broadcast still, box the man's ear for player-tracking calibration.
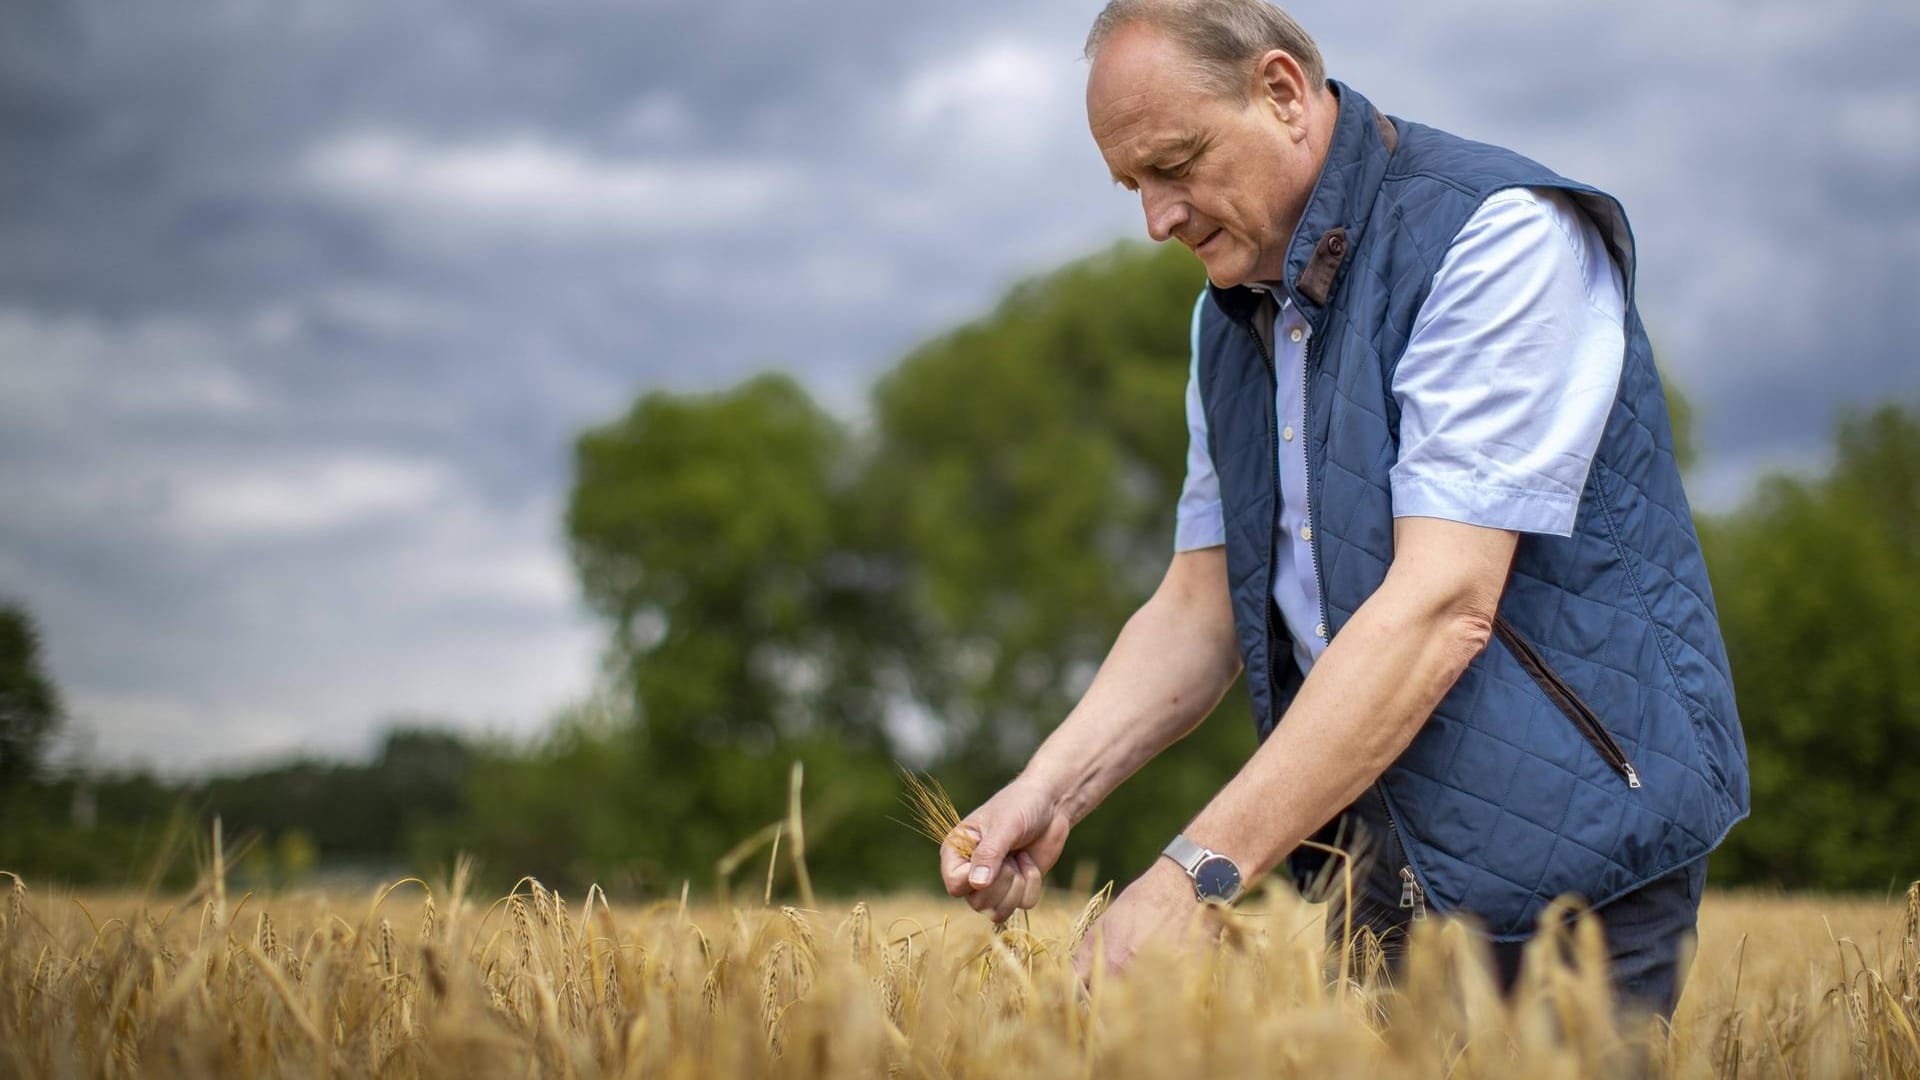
[1254,49,1310,132]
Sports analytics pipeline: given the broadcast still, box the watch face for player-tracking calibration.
[1193,855,1242,902]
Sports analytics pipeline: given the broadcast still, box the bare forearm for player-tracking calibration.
[1184,580,1491,881]
[1022,574,1241,825]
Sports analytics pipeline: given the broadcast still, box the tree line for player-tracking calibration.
[3,240,1915,897]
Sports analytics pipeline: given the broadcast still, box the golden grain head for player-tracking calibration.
[5,872,26,931]
[893,764,976,860]
[421,892,437,946]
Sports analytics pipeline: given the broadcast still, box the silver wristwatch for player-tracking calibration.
[1161,833,1245,904]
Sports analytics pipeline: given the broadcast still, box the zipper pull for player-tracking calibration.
[1623,763,1642,789]
[1399,866,1426,921]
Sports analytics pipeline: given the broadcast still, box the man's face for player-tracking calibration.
[1087,23,1320,288]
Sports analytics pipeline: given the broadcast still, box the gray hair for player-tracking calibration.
[1083,0,1327,102]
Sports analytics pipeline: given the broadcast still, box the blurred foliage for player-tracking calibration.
[0,728,475,890]
[0,241,1913,900]
[191,727,473,867]
[1702,403,1920,891]
[1665,371,1696,475]
[0,601,62,789]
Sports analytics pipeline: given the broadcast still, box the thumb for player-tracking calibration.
[966,824,1007,888]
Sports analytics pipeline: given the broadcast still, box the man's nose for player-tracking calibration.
[1142,186,1189,244]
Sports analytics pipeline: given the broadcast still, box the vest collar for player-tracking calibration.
[1208,78,1399,334]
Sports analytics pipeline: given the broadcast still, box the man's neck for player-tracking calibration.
[1249,83,1341,287]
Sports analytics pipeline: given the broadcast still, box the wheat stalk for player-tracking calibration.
[893,764,976,859]
[4,872,25,934]
[256,910,278,962]
[840,901,874,964]
[702,948,728,1016]
[509,896,536,973]
[601,947,623,1013]
[1068,879,1116,957]
[760,940,788,1053]
[420,889,437,947]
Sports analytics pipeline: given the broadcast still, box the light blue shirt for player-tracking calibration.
[1175,186,1628,679]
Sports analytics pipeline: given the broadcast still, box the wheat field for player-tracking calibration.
[2,855,1916,1079]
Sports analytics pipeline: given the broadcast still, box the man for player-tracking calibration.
[937,0,1748,1020]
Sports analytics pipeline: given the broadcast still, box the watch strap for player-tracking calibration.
[1161,833,1207,875]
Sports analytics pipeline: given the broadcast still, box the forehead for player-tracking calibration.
[1086,24,1221,163]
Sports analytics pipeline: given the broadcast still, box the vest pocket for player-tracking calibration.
[1492,615,1642,790]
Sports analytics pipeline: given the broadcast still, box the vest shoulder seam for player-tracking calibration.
[1379,168,1482,198]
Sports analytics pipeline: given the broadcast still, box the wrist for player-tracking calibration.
[1017,759,1092,825]
[1148,851,1198,898]
[1162,833,1249,904]
[1180,813,1272,884]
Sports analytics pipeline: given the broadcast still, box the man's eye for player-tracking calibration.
[1164,158,1194,179]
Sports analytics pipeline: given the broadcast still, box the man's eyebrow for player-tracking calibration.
[1109,135,1206,184]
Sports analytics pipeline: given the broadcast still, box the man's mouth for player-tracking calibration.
[1194,229,1222,253]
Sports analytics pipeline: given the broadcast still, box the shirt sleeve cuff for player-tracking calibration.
[1175,501,1227,551]
[1389,474,1579,537]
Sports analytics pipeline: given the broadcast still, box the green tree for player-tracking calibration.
[547,374,930,894]
[568,372,876,751]
[1703,402,1920,890]
[0,602,62,789]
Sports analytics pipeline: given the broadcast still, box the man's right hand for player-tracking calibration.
[940,774,1073,924]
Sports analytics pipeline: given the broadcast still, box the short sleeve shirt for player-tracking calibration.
[1174,186,1628,677]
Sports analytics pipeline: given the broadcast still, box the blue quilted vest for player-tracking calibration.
[1196,79,1749,938]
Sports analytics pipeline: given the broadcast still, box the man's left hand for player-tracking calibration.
[1071,856,1225,985]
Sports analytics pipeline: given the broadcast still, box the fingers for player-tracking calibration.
[1015,852,1043,912]
[991,860,1024,922]
[982,852,1044,923]
[965,856,1020,917]
[941,825,983,897]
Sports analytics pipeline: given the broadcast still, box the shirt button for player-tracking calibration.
[1300,524,1312,541]
[1289,326,1304,343]
[1316,623,1328,639]
[1282,425,1294,441]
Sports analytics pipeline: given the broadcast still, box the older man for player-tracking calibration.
[938,0,1748,1019]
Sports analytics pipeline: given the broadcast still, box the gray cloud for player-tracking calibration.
[1,0,1914,771]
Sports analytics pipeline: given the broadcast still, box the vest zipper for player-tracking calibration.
[1371,784,1425,920]
[1399,865,1427,920]
[1238,318,1285,721]
[1301,320,1327,646]
[1492,615,1643,789]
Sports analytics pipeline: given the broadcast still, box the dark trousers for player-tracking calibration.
[1316,815,1707,1020]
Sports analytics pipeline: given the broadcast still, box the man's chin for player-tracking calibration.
[1203,264,1250,290]
[1197,248,1253,290]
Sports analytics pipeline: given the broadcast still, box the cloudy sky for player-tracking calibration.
[2,0,1915,774]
